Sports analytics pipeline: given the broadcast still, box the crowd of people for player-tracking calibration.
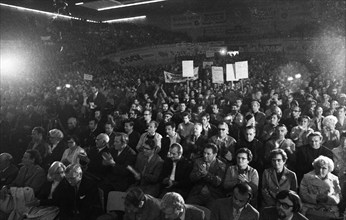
[1,4,346,220]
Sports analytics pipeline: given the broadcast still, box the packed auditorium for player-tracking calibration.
[0,0,345,219]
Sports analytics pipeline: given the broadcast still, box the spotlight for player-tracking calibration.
[219,48,227,56]
[65,84,71,88]
[295,74,301,79]
[287,77,294,81]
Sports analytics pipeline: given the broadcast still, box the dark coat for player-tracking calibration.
[260,207,308,220]
[0,164,18,188]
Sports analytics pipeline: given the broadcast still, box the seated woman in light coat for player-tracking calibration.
[299,155,341,219]
[262,149,297,208]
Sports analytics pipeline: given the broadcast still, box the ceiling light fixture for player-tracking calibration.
[98,0,165,11]
[104,15,146,23]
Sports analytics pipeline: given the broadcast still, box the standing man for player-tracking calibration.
[210,183,259,220]
[87,85,106,112]
[260,190,308,220]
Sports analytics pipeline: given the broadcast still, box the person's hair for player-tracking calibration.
[322,115,338,127]
[235,148,253,162]
[276,190,302,212]
[218,121,229,130]
[144,110,152,115]
[144,139,156,150]
[201,113,210,120]
[124,119,134,127]
[32,127,45,135]
[308,131,323,140]
[204,143,218,154]
[182,112,190,118]
[114,132,129,144]
[312,155,334,172]
[244,126,256,133]
[170,143,183,155]
[0,153,13,163]
[26,149,42,165]
[269,149,288,162]
[336,106,345,112]
[233,182,252,200]
[165,121,176,130]
[65,163,83,176]
[194,122,202,129]
[66,135,80,146]
[105,122,114,128]
[125,187,145,207]
[270,112,280,120]
[47,161,66,181]
[149,120,158,128]
[98,133,110,144]
[298,115,311,123]
[161,192,185,212]
[49,129,64,140]
[291,106,301,112]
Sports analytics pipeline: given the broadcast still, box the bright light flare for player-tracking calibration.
[0,54,22,76]
[219,48,227,56]
[104,15,146,23]
[287,77,294,81]
[295,73,301,79]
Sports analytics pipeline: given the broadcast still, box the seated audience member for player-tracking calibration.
[260,190,308,220]
[209,122,237,164]
[290,115,314,148]
[2,149,45,194]
[86,133,110,180]
[183,123,208,160]
[136,121,162,153]
[321,115,340,150]
[26,162,67,219]
[299,155,341,219]
[260,113,280,143]
[123,187,161,220]
[46,129,66,169]
[0,153,18,188]
[28,126,50,163]
[156,110,174,137]
[61,163,103,220]
[224,148,259,207]
[210,182,259,220]
[131,139,163,197]
[159,121,181,160]
[187,143,226,209]
[201,113,218,138]
[176,112,195,140]
[100,132,137,196]
[264,124,296,170]
[124,120,141,152]
[332,131,346,192]
[235,126,264,173]
[135,109,153,135]
[159,143,193,198]
[262,149,298,208]
[295,132,334,182]
[61,135,86,166]
[66,117,82,138]
[282,106,301,134]
[160,192,206,220]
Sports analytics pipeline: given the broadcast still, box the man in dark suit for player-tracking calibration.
[260,190,308,220]
[45,129,67,170]
[210,183,259,220]
[87,85,107,112]
[295,131,334,183]
[61,163,103,220]
[101,132,137,197]
[160,192,206,220]
[186,143,226,209]
[124,120,141,152]
[159,143,192,198]
[159,121,181,160]
[0,153,18,188]
[86,133,110,180]
[182,123,208,160]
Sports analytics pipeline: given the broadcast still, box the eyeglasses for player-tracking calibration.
[276,201,293,209]
[218,128,226,131]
